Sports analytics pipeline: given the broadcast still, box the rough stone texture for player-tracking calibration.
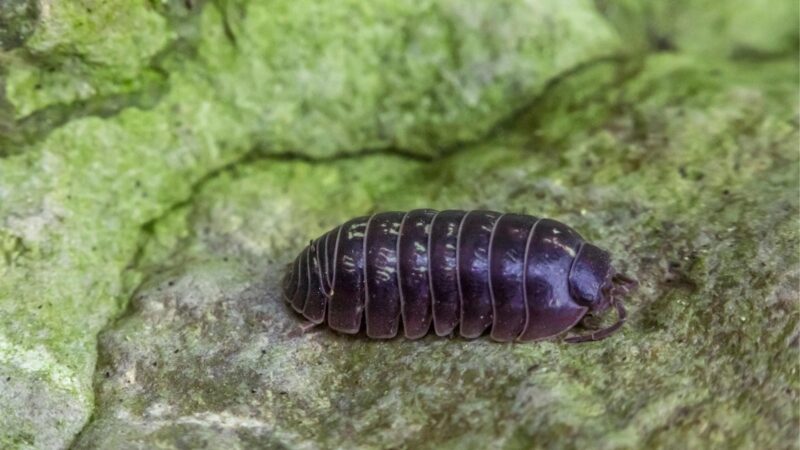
[0,0,798,449]
[0,0,39,51]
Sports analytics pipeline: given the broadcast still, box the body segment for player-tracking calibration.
[456,210,500,338]
[488,213,537,341]
[397,209,437,339]
[428,210,466,336]
[363,212,405,338]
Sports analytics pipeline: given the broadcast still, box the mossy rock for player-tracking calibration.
[0,0,797,448]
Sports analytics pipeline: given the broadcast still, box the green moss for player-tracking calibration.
[194,0,620,157]
[5,0,171,117]
[598,0,799,57]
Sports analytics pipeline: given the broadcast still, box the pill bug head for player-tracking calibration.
[569,243,614,309]
[565,243,637,343]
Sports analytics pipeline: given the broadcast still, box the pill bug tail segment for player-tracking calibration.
[280,264,294,300]
[564,272,637,344]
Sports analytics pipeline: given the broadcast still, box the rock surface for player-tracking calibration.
[0,0,798,449]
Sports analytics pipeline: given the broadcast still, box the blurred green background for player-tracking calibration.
[0,1,797,448]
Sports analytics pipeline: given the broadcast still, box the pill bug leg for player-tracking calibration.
[287,319,322,338]
[563,299,626,343]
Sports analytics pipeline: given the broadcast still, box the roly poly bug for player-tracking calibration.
[281,210,636,343]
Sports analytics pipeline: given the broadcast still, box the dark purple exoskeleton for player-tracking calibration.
[281,210,636,343]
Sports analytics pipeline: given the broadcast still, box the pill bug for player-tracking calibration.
[281,210,636,343]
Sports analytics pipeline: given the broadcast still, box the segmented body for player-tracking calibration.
[282,210,630,342]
